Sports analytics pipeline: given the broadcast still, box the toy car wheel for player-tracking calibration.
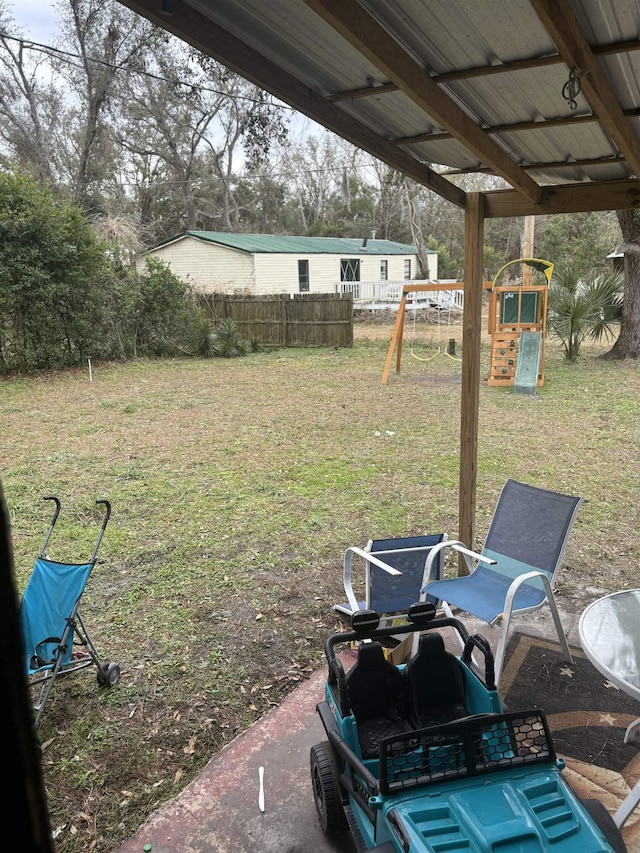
[310,741,348,835]
[97,662,121,687]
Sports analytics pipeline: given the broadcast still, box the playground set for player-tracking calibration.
[381,259,554,395]
[486,258,554,393]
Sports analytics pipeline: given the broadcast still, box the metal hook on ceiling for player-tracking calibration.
[562,68,585,111]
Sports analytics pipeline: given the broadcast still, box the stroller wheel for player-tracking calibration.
[97,662,121,687]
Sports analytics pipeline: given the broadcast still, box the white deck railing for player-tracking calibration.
[335,280,464,311]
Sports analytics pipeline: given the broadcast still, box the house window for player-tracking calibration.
[340,258,360,298]
[340,258,360,281]
[404,259,412,280]
[380,259,388,280]
[298,259,309,292]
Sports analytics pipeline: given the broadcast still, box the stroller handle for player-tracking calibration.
[38,496,62,558]
[39,497,111,564]
[90,500,112,563]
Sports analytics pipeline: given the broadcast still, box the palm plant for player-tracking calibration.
[547,264,623,361]
[210,317,248,358]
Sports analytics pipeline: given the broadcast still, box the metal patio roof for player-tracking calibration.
[119,0,640,217]
[160,232,423,254]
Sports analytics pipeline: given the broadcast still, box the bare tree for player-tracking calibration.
[0,3,61,181]
[116,43,289,237]
[55,0,163,211]
[403,176,431,278]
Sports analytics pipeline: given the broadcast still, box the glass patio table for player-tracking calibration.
[579,589,640,829]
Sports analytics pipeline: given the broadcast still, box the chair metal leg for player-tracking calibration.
[493,622,509,689]
[624,717,640,744]
[494,575,572,688]
[614,780,640,828]
[543,581,573,667]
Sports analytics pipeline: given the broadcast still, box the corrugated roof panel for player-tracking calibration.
[143,0,640,200]
[189,0,391,98]
[573,0,640,42]
[337,90,446,140]
[447,67,589,128]
[405,138,485,171]
[528,159,631,185]
[516,124,620,162]
[364,0,556,73]
[600,53,640,110]
[183,232,422,255]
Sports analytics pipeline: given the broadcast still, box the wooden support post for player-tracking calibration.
[458,192,484,574]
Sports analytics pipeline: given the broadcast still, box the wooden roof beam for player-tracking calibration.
[304,0,544,205]
[443,155,625,176]
[437,37,640,83]
[484,178,640,217]
[329,82,398,102]
[393,113,599,146]
[328,37,640,101]
[533,0,640,178]
[394,105,640,147]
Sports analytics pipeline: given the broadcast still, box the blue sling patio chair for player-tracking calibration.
[334,533,447,626]
[20,496,120,727]
[419,479,583,687]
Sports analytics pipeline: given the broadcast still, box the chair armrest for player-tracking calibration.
[422,541,497,588]
[501,570,550,616]
[342,546,402,613]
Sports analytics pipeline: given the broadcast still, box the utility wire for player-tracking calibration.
[0,30,296,110]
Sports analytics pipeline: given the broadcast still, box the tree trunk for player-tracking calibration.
[403,177,430,279]
[608,210,640,359]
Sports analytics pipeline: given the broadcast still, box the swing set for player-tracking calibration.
[407,292,463,364]
[381,281,488,384]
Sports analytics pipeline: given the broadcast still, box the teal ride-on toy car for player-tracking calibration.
[310,603,627,853]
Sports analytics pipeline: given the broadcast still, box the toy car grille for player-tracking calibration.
[379,711,555,795]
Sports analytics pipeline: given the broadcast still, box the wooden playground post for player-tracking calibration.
[522,216,535,287]
[382,290,409,385]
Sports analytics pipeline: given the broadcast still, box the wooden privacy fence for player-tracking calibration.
[195,293,353,348]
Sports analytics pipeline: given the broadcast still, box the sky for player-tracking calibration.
[9,0,59,43]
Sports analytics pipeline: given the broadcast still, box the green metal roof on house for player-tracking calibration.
[154,231,427,256]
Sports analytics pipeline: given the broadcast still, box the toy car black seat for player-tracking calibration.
[346,640,412,759]
[404,632,468,728]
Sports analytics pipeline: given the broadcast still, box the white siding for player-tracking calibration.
[308,255,345,293]
[252,254,301,294]
[253,253,346,294]
[253,252,426,294]
[140,236,255,293]
[141,237,437,295]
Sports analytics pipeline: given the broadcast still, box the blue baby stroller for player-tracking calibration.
[20,496,120,727]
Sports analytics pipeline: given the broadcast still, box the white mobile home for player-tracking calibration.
[140,231,438,301]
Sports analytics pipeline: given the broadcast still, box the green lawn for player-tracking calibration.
[2,326,639,852]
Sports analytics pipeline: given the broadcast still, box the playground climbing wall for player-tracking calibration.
[488,333,520,388]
